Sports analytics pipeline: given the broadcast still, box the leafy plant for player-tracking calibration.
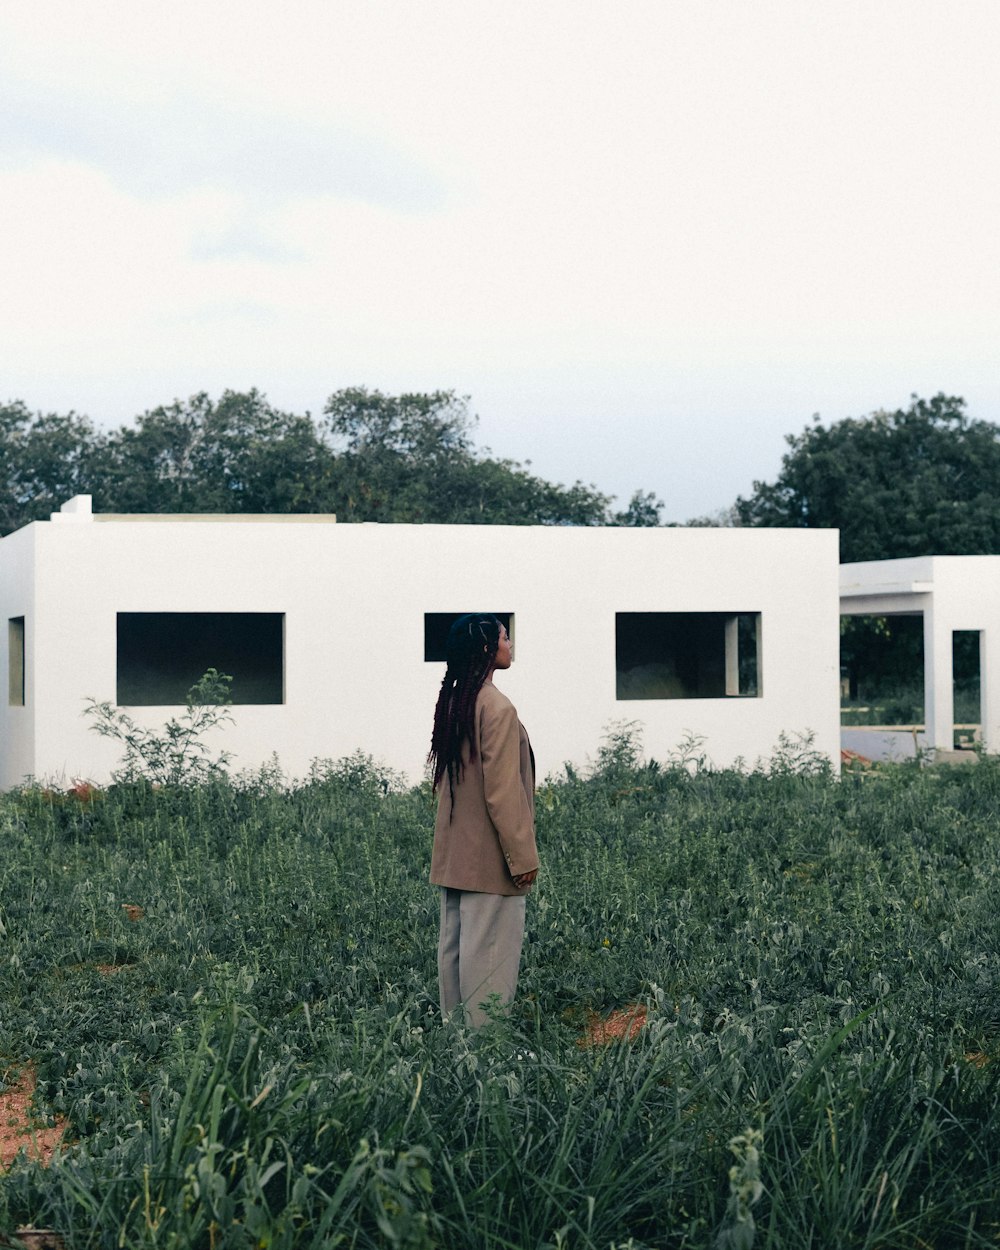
[82,668,234,786]
[715,1126,764,1249]
[307,749,406,797]
[591,719,644,776]
[763,729,833,776]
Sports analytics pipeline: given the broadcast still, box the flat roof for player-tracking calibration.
[93,513,338,523]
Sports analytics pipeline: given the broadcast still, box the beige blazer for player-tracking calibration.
[430,682,538,896]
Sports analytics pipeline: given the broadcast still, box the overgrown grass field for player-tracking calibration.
[2,737,1000,1248]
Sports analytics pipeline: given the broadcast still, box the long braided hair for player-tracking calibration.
[428,613,502,812]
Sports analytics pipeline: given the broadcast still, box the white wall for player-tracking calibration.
[1,513,841,787]
[928,559,1000,751]
[0,523,36,785]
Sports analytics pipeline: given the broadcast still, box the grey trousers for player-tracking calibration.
[438,887,527,1028]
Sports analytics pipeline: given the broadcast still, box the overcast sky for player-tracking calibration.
[1,1,997,521]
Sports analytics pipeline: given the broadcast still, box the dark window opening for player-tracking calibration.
[424,612,514,663]
[840,613,923,726]
[953,630,981,748]
[8,616,24,706]
[117,612,284,705]
[616,612,761,700]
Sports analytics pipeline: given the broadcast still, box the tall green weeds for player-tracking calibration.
[2,748,1000,1246]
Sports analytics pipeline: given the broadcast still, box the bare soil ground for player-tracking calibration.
[579,1004,648,1047]
[0,1065,67,1171]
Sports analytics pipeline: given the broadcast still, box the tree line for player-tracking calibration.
[0,387,663,536]
[3,387,999,566]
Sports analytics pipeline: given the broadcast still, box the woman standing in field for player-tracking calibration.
[428,613,539,1028]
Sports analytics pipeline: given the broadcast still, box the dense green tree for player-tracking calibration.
[321,387,644,526]
[0,387,662,533]
[735,394,1000,562]
[613,490,665,527]
[100,390,334,514]
[0,400,106,534]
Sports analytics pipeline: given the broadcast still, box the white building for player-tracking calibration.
[840,555,1000,760]
[0,496,842,787]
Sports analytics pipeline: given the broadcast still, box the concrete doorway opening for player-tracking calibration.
[952,630,982,750]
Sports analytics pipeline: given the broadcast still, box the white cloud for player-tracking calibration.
[0,0,998,516]
[0,75,447,210]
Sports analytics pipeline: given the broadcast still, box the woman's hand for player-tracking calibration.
[512,869,538,888]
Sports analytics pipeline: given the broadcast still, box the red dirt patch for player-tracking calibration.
[579,1004,648,1047]
[0,1064,68,1170]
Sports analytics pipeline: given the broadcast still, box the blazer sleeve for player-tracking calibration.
[479,695,539,878]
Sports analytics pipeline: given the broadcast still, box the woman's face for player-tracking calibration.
[493,623,512,670]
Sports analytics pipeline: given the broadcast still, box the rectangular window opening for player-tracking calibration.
[840,613,923,727]
[616,611,761,700]
[953,629,981,750]
[8,616,24,706]
[117,612,284,705]
[424,612,514,663]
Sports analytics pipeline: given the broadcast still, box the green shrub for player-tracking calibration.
[82,669,234,786]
